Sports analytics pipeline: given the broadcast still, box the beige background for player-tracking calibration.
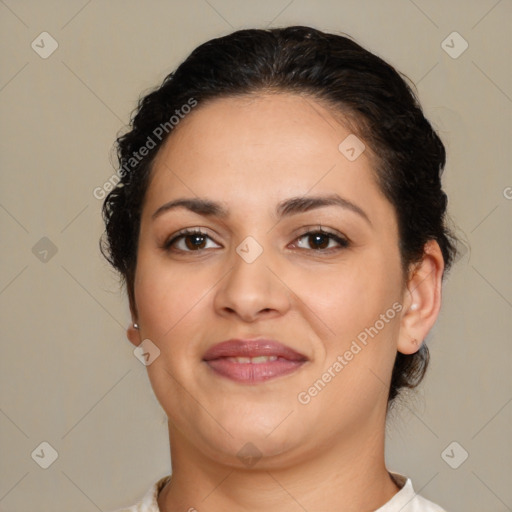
[1,0,511,510]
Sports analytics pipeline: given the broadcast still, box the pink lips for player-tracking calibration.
[203,339,307,384]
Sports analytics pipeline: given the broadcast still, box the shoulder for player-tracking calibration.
[376,473,448,512]
[108,475,172,512]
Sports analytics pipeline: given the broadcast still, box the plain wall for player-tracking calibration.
[1,1,510,510]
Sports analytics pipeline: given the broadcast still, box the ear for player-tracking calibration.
[126,293,141,348]
[397,240,445,355]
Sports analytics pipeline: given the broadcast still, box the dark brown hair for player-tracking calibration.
[100,26,457,403]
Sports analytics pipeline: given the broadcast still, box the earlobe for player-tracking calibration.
[397,240,445,355]
[126,322,141,347]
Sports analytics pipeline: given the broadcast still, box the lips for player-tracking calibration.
[203,339,307,384]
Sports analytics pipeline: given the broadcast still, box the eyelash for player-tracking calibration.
[162,227,350,254]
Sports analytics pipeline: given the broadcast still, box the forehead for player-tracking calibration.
[156,93,362,165]
[144,93,390,222]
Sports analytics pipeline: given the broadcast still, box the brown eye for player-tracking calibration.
[306,233,331,250]
[183,233,208,250]
[164,230,220,252]
[293,229,349,251]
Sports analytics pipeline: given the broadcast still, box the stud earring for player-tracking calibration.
[133,323,139,330]
[410,303,419,311]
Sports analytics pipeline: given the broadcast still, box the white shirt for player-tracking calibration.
[111,472,447,511]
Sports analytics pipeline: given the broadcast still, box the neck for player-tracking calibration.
[157,415,400,512]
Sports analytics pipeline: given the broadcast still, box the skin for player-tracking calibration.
[125,93,444,512]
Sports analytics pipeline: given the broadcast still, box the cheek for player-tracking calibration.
[291,256,396,332]
[292,253,402,388]
[134,257,211,407]
[134,254,211,340]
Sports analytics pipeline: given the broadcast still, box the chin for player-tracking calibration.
[183,402,305,463]
[201,429,307,470]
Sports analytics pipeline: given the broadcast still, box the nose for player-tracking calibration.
[213,242,291,323]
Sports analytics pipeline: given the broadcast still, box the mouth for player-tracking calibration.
[202,338,308,384]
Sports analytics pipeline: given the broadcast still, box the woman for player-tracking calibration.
[102,26,456,512]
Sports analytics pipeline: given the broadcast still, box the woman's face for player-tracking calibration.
[130,93,410,467]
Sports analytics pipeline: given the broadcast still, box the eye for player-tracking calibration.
[163,227,349,254]
[292,228,350,252]
[163,229,220,252]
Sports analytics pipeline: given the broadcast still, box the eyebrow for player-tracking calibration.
[152,194,371,225]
